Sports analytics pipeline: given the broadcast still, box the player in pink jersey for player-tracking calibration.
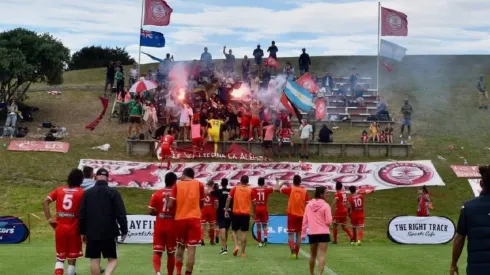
[42,169,85,275]
[252,177,274,247]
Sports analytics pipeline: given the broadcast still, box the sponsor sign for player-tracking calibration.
[468,179,481,197]
[78,159,445,190]
[118,215,155,244]
[450,165,480,178]
[388,216,455,244]
[252,215,308,244]
[0,216,30,244]
[8,140,70,153]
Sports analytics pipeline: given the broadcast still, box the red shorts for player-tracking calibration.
[192,137,204,147]
[55,224,83,260]
[153,221,177,253]
[201,207,216,224]
[160,146,171,158]
[287,214,303,233]
[416,210,429,217]
[254,208,269,224]
[250,116,260,128]
[333,212,348,225]
[350,213,365,228]
[175,218,201,246]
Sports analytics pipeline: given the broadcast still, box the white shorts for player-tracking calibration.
[180,121,189,127]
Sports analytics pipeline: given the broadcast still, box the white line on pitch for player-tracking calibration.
[299,249,339,275]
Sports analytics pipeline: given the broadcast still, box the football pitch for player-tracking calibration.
[0,239,463,275]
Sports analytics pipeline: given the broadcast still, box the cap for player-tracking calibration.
[96,168,109,177]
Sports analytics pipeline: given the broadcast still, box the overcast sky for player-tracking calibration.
[1,0,490,64]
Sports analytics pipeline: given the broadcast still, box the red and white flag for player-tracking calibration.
[265,56,280,68]
[295,73,319,94]
[382,59,393,72]
[381,7,408,36]
[314,98,326,120]
[144,0,173,26]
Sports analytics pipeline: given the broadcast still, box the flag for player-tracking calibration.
[315,98,326,120]
[284,80,314,112]
[382,59,393,72]
[142,52,165,62]
[280,93,303,121]
[144,0,173,26]
[265,56,280,68]
[85,97,109,131]
[380,39,407,61]
[295,73,319,94]
[140,30,165,48]
[381,7,408,36]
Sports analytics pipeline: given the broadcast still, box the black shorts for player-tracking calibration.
[217,215,232,230]
[170,122,179,132]
[105,77,114,86]
[231,214,250,232]
[129,116,141,124]
[308,234,331,244]
[262,140,273,148]
[86,238,118,259]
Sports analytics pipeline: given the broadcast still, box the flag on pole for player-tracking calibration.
[144,0,173,26]
[140,30,165,48]
[280,93,303,121]
[284,80,314,112]
[295,73,320,94]
[265,56,280,68]
[380,39,407,61]
[381,7,408,36]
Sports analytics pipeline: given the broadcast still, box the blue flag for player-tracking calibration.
[284,80,314,112]
[140,29,165,48]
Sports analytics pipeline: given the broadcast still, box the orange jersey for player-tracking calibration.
[334,191,348,214]
[149,188,175,226]
[348,194,365,214]
[47,186,84,226]
[229,185,254,215]
[281,186,309,217]
[253,187,273,211]
[170,180,205,220]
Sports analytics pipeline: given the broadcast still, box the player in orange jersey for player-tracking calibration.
[148,172,178,275]
[348,186,365,246]
[159,129,175,170]
[168,168,205,275]
[331,182,354,244]
[225,175,255,257]
[253,177,274,247]
[201,180,218,245]
[275,175,310,259]
[42,169,85,275]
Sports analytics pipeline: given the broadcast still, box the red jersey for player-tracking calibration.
[334,191,348,214]
[47,186,84,226]
[149,188,175,228]
[417,193,430,216]
[348,194,365,214]
[160,135,174,149]
[203,193,217,210]
[253,187,274,211]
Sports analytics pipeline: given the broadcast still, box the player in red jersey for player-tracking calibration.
[416,186,432,217]
[253,177,274,247]
[348,185,365,246]
[331,182,353,244]
[148,172,178,275]
[159,129,175,170]
[201,180,218,245]
[42,169,85,275]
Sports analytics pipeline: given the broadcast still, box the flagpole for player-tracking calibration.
[138,0,145,77]
[376,2,381,96]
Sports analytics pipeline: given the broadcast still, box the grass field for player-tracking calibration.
[2,55,490,274]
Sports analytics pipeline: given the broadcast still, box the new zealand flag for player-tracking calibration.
[140,29,165,48]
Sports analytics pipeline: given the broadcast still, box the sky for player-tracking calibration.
[1,0,490,64]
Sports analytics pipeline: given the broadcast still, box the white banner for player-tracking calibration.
[78,159,445,191]
[468,179,481,197]
[118,215,155,244]
[388,216,455,244]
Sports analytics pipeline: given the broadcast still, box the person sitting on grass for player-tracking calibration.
[368,122,379,143]
[385,123,394,143]
[126,96,143,139]
[361,130,368,144]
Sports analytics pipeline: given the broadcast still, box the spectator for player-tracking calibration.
[368,122,379,142]
[307,109,316,142]
[400,98,413,140]
[477,75,488,109]
[361,130,368,143]
[376,96,390,121]
[159,54,173,81]
[416,186,432,217]
[179,103,193,141]
[353,85,365,107]
[79,168,128,275]
[267,41,278,59]
[450,165,490,275]
[242,56,250,84]
[126,96,143,139]
[253,45,264,66]
[115,67,124,98]
[262,121,274,158]
[105,61,115,97]
[2,100,18,138]
[324,72,334,93]
[283,62,295,81]
[129,62,138,87]
[223,46,235,73]
[299,48,311,75]
[299,119,313,159]
[81,166,95,190]
[200,47,212,68]
[318,125,333,143]
[385,123,394,143]
[350,72,358,91]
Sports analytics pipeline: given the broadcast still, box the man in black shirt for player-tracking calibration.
[79,168,128,275]
[267,41,278,60]
[253,45,264,66]
[451,166,490,275]
[105,61,115,97]
[299,48,311,75]
[211,178,233,255]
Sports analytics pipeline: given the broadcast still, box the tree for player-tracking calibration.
[69,46,135,70]
[0,28,70,103]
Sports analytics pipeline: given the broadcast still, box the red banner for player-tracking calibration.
[315,98,326,120]
[156,143,269,161]
[86,97,109,131]
[144,0,173,26]
[8,141,70,153]
[381,7,408,36]
[295,73,319,94]
[265,56,280,68]
[450,165,480,178]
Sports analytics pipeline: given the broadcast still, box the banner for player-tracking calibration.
[8,140,70,153]
[388,216,455,244]
[284,80,314,112]
[468,179,481,197]
[156,143,270,161]
[295,73,319,94]
[381,7,408,36]
[86,96,109,131]
[0,216,29,244]
[252,215,308,244]
[77,159,445,190]
[118,215,155,244]
[144,0,173,26]
[450,165,480,178]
